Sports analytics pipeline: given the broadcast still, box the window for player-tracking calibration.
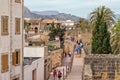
[12,49,20,66]
[1,54,9,72]
[1,16,9,35]
[15,0,21,3]
[15,18,20,34]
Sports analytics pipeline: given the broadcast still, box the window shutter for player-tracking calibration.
[18,50,20,64]
[1,54,8,72]
[15,0,21,3]
[12,52,16,66]
[15,18,20,34]
[1,16,8,35]
[5,17,8,32]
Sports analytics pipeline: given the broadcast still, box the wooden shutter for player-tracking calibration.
[15,18,20,34]
[18,50,20,64]
[1,54,8,72]
[15,0,21,3]
[12,52,16,66]
[1,16,8,35]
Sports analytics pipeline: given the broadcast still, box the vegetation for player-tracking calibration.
[49,23,66,48]
[24,20,31,31]
[76,18,91,32]
[90,6,114,54]
[111,19,120,54]
[47,45,56,51]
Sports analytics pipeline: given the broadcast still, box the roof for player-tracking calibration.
[25,18,41,23]
[24,57,41,66]
[41,19,61,24]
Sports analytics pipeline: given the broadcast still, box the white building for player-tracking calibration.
[62,20,74,26]
[24,57,44,80]
[24,46,48,58]
[24,46,52,80]
[0,0,23,80]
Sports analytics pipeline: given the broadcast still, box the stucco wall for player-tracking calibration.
[24,46,48,58]
[0,0,23,80]
[24,58,44,80]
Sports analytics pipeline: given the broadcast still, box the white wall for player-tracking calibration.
[62,20,74,26]
[0,0,23,80]
[24,46,48,57]
[0,0,11,80]
[11,0,23,80]
[24,58,44,80]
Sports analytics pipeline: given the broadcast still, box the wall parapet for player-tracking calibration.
[84,54,120,80]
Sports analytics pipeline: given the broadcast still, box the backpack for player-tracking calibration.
[58,72,62,76]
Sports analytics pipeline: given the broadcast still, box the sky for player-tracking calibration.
[24,0,120,18]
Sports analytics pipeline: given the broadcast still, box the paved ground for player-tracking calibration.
[62,55,71,66]
[66,50,85,80]
[49,55,71,80]
[49,50,85,80]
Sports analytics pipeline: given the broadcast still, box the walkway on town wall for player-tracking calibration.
[65,50,85,80]
[49,50,85,80]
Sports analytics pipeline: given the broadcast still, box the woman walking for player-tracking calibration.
[53,70,57,80]
[58,71,62,80]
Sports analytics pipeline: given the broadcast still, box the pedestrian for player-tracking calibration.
[75,47,79,56]
[68,51,71,57]
[64,52,67,57]
[58,71,62,80]
[53,69,57,80]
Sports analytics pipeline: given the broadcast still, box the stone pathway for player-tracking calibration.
[49,56,71,80]
[49,49,85,80]
[66,50,85,80]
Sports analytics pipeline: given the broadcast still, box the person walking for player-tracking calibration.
[53,70,57,80]
[64,52,67,57]
[68,51,71,57]
[58,71,62,80]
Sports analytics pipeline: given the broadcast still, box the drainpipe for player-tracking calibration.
[22,0,24,80]
[10,0,13,80]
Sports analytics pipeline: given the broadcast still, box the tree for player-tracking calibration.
[49,23,66,48]
[90,6,114,54]
[24,20,31,32]
[76,18,90,32]
[111,19,120,54]
[49,22,57,41]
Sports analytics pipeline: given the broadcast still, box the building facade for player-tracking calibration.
[0,0,23,80]
[24,18,41,33]
[24,57,44,80]
[40,19,61,31]
[24,46,52,80]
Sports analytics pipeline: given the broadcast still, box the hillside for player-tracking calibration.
[24,7,80,22]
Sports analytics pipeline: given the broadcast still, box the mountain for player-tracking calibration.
[24,7,80,22]
[24,7,33,18]
[115,14,120,22]
[32,11,59,15]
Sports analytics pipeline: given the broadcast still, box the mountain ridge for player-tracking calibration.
[24,7,80,22]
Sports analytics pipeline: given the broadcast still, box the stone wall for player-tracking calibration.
[64,40,75,54]
[84,54,120,80]
[50,49,63,69]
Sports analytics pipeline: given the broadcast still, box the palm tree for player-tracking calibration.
[90,6,115,54]
[90,6,114,27]
[111,19,120,54]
